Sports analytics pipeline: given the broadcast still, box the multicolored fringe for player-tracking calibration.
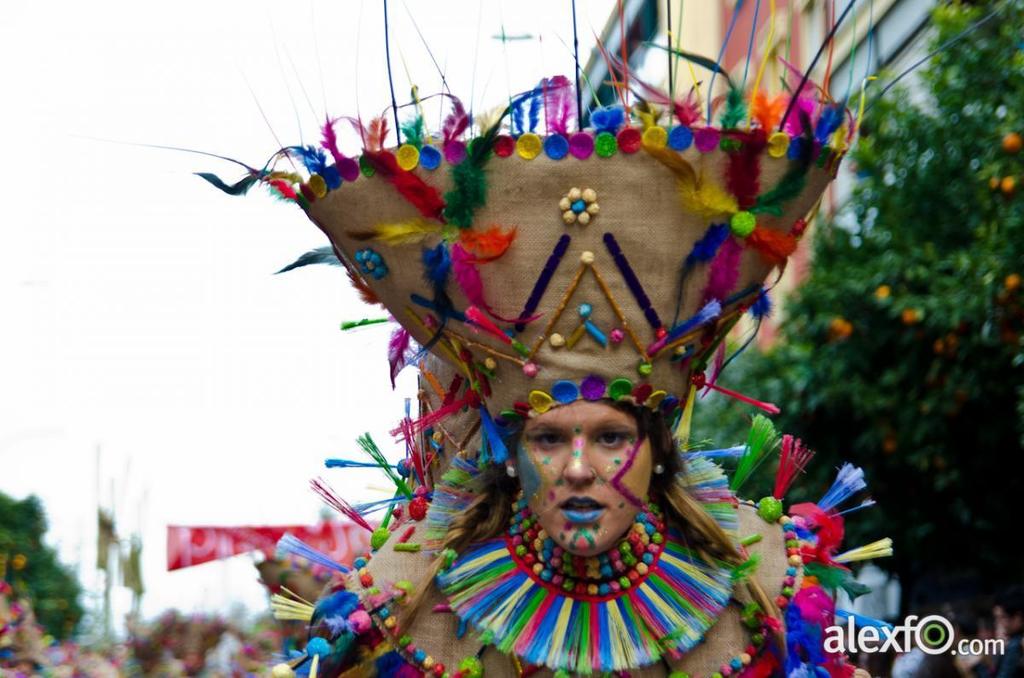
[675,455,739,537]
[436,534,732,674]
[423,456,483,552]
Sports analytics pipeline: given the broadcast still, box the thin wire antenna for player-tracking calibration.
[400,0,451,96]
[665,0,674,104]
[284,47,319,120]
[865,0,1011,114]
[470,1,484,124]
[741,0,762,91]
[498,0,514,112]
[269,19,305,147]
[383,0,402,146]
[310,0,328,115]
[240,69,299,172]
[778,0,859,131]
[572,0,584,131]
[709,0,744,121]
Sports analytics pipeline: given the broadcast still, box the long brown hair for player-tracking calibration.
[401,402,780,632]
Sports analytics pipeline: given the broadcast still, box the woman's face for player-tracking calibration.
[515,400,653,556]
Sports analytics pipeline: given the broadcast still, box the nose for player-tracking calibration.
[562,450,597,486]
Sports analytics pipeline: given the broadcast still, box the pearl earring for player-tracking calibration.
[506,464,518,478]
[653,463,665,475]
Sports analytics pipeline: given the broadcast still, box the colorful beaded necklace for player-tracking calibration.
[507,498,665,599]
[437,500,735,674]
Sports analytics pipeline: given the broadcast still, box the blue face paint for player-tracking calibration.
[516,439,543,501]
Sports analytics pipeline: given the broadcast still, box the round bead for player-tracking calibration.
[494,134,515,157]
[577,211,591,225]
[586,202,600,215]
[580,250,596,265]
[668,125,694,151]
[757,497,784,523]
[549,333,566,348]
[419,145,442,170]
[458,656,483,678]
[562,210,577,224]
[767,131,791,158]
[523,362,539,377]
[789,555,803,566]
[271,663,296,678]
[359,154,376,177]
[569,132,595,158]
[582,188,597,203]
[444,141,467,165]
[617,127,642,153]
[544,134,569,159]
[306,637,330,658]
[694,127,720,153]
[528,390,554,413]
[637,361,653,377]
[595,131,618,157]
[516,133,543,160]
[730,211,757,238]
[559,196,572,211]
[642,125,668,149]
[395,144,420,170]
[610,328,625,344]
[551,380,580,404]
[308,174,328,198]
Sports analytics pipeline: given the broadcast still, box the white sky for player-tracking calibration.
[0,0,620,630]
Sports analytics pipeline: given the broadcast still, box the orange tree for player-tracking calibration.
[696,0,1024,609]
[0,492,84,639]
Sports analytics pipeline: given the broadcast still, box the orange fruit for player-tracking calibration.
[901,308,920,325]
[1004,132,1023,154]
[1002,175,1017,195]
[1006,273,1021,291]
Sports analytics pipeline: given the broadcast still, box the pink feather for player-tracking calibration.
[604,52,702,125]
[702,236,743,303]
[442,96,469,144]
[783,96,817,136]
[387,326,412,389]
[451,244,534,324]
[321,116,347,166]
[542,75,575,136]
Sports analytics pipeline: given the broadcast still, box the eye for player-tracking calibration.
[596,429,634,448]
[525,430,566,450]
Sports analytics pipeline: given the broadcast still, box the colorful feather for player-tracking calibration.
[702,235,743,303]
[276,534,350,574]
[367,116,388,152]
[286,145,328,174]
[350,218,444,245]
[321,116,348,167]
[725,132,765,209]
[458,226,516,262]
[719,86,747,130]
[541,75,574,135]
[275,246,342,274]
[442,96,469,145]
[346,267,381,306]
[773,434,815,500]
[387,326,412,388]
[268,178,299,202]
[195,172,261,196]
[745,225,798,267]
[363,151,447,221]
[750,91,787,131]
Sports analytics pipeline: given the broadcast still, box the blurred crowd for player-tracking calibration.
[855,587,1024,678]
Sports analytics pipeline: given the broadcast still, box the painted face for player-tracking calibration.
[515,400,653,557]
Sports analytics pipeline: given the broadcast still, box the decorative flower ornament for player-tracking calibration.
[354,248,388,279]
[559,186,600,225]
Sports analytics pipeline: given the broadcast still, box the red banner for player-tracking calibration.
[166,522,370,571]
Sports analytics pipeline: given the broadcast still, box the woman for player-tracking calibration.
[210,62,884,676]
